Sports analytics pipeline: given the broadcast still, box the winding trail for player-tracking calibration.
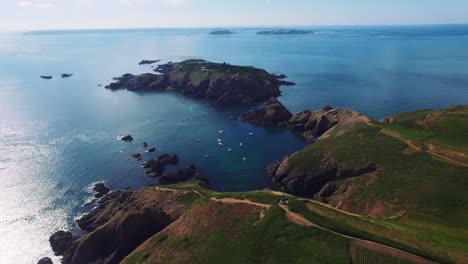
[212,196,436,264]
[367,122,468,168]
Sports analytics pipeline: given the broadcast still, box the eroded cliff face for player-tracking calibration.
[105,60,295,106]
[50,187,199,264]
[267,156,379,197]
[250,101,375,198]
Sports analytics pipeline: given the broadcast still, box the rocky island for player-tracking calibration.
[105,59,295,106]
[257,29,314,35]
[209,30,234,35]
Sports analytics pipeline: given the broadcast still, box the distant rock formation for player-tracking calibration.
[257,29,314,35]
[40,76,53,80]
[105,59,294,106]
[209,30,234,35]
[61,74,73,78]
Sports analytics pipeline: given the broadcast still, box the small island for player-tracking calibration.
[257,29,314,35]
[209,30,234,35]
[106,59,295,106]
[40,75,53,80]
[61,73,73,78]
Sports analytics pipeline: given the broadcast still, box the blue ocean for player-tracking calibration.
[1,25,467,263]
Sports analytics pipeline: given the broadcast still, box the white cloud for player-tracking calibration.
[159,0,191,6]
[17,1,33,7]
[116,0,191,6]
[17,1,54,8]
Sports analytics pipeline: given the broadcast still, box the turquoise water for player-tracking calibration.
[1,25,468,263]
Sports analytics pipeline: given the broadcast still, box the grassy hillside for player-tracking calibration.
[380,105,468,162]
[124,203,351,264]
[280,105,468,263]
[118,182,465,264]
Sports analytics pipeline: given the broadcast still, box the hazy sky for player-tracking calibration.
[2,0,468,30]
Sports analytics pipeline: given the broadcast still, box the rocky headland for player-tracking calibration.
[240,98,370,142]
[49,186,201,264]
[105,59,295,106]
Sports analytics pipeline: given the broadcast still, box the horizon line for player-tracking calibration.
[13,22,468,33]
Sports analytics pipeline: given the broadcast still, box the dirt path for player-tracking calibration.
[210,197,272,209]
[380,128,422,152]
[426,144,468,168]
[368,122,468,167]
[213,196,436,264]
[279,204,316,227]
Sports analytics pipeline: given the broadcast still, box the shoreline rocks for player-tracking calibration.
[159,165,197,184]
[50,187,197,264]
[105,59,295,106]
[142,154,179,177]
[93,183,110,198]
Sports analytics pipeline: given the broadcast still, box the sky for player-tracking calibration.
[1,0,468,30]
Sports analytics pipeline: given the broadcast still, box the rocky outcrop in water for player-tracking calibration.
[93,183,110,198]
[50,187,197,264]
[119,135,133,142]
[158,165,198,185]
[239,98,292,125]
[106,59,294,106]
[40,76,53,80]
[61,74,73,78]
[142,154,179,177]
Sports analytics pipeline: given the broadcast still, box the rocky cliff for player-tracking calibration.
[49,187,200,264]
[240,99,370,142]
